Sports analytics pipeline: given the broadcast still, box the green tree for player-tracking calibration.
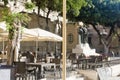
[0,1,31,65]
[31,0,87,30]
[66,0,88,21]
[2,11,30,65]
[76,0,120,54]
[31,0,62,30]
[2,0,8,6]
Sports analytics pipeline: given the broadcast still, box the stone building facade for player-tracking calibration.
[66,23,79,53]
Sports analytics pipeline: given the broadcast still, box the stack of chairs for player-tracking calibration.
[14,62,27,80]
[14,61,37,80]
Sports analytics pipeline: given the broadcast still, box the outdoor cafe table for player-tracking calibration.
[26,62,56,79]
[80,57,91,69]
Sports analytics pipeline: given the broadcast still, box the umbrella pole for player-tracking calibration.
[2,38,4,53]
[35,39,38,63]
[62,0,67,80]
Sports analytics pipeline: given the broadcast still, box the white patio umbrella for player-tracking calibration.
[29,28,63,42]
[0,21,39,61]
[29,28,63,62]
[0,22,63,62]
[0,22,63,42]
[0,21,37,41]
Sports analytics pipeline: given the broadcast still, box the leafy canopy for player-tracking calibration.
[31,0,87,19]
[66,0,88,20]
[76,0,120,26]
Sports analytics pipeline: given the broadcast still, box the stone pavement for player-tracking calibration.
[16,69,98,80]
[78,69,98,80]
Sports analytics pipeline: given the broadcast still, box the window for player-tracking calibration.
[67,33,74,44]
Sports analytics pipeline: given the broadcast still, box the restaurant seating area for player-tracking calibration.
[1,50,120,80]
[67,53,103,70]
[0,51,87,80]
[1,50,117,80]
[13,51,73,80]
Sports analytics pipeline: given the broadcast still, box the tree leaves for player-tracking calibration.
[2,12,30,40]
[66,0,87,21]
[25,2,35,10]
[76,0,120,26]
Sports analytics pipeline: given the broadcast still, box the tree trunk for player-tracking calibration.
[7,40,13,65]
[103,44,109,55]
[45,10,50,52]
[14,25,21,61]
[7,23,21,65]
[92,24,102,43]
[45,9,50,31]
[91,23,111,55]
[37,6,40,15]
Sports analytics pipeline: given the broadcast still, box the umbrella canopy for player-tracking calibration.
[28,28,63,62]
[0,22,63,42]
[29,28,63,42]
[0,21,38,61]
[0,21,37,41]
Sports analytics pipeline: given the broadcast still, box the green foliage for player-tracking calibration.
[2,10,31,40]
[67,0,87,16]
[32,0,87,21]
[76,0,120,26]
[75,0,120,45]
[3,12,30,26]
[2,0,8,6]
[25,2,35,10]
[0,6,9,22]
[46,0,62,12]
[31,0,47,9]
[66,0,88,21]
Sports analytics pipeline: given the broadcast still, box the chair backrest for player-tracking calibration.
[89,56,97,63]
[51,58,61,64]
[14,62,26,74]
[68,53,76,60]
[96,56,103,63]
[51,58,61,69]
[97,67,112,80]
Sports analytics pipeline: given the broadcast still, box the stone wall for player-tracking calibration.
[28,13,56,33]
[66,23,79,53]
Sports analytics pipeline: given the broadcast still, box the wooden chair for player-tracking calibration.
[87,56,98,69]
[68,53,77,70]
[51,58,61,78]
[27,66,37,80]
[14,62,27,80]
[43,58,61,79]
